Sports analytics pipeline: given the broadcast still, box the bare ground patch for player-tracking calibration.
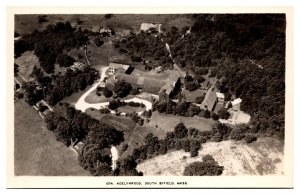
[137,137,284,176]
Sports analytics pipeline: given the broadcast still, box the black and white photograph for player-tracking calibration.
[6,6,294,189]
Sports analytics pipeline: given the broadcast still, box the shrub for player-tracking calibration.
[244,134,257,143]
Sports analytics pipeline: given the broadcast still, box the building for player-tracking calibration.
[200,87,218,111]
[231,98,242,111]
[107,71,181,97]
[69,62,88,71]
[219,110,251,125]
[140,23,162,33]
[107,62,131,75]
[216,92,225,102]
[122,29,131,37]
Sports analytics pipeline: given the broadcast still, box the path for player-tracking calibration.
[75,66,108,112]
[111,146,119,170]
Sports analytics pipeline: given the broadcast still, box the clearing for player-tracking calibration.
[148,111,217,133]
[14,51,40,81]
[14,100,89,176]
[137,137,284,176]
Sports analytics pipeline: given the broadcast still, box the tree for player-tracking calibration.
[174,123,188,139]
[103,86,113,98]
[113,80,132,98]
[244,134,257,143]
[212,113,219,120]
[37,15,48,23]
[218,108,230,119]
[56,54,75,67]
[95,37,104,47]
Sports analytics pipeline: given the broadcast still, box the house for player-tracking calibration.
[91,26,100,33]
[107,62,131,75]
[200,87,218,111]
[69,62,88,71]
[140,23,162,33]
[122,29,131,37]
[231,98,242,111]
[216,92,225,102]
[219,110,251,125]
[108,71,181,97]
[100,27,112,34]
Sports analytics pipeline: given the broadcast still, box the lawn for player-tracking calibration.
[84,89,113,104]
[85,108,106,121]
[137,137,284,176]
[14,51,40,81]
[117,106,145,114]
[147,111,216,136]
[14,100,89,176]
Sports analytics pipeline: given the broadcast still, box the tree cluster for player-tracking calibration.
[183,155,224,176]
[14,21,88,73]
[115,32,173,70]
[165,14,285,140]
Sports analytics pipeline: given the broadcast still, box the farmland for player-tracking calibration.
[137,137,284,176]
[14,100,89,176]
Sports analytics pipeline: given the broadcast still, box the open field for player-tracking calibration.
[148,111,216,134]
[14,51,40,81]
[137,137,284,176]
[15,14,194,35]
[14,100,89,176]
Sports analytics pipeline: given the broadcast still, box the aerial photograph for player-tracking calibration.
[13,13,286,177]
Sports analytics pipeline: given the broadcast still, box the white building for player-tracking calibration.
[231,98,242,111]
[140,23,162,33]
[107,62,130,75]
[216,92,225,102]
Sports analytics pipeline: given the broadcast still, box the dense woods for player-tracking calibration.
[115,31,173,69]
[165,14,286,140]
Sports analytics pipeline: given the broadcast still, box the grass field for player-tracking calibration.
[148,111,216,134]
[14,51,40,81]
[118,106,145,114]
[14,100,89,176]
[137,137,284,176]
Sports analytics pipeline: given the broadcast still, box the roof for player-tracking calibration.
[167,71,181,84]
[231,98,242,106]
[115,73,139,84]
[216,92,225,99]
[201,87,217,111]
[115,73,167,94]
[108,62,130,71]
[229,110,251,124]
[140,23,162,33]
[182,89,205,103]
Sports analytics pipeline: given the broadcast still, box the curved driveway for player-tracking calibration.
[75,67,152,114]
